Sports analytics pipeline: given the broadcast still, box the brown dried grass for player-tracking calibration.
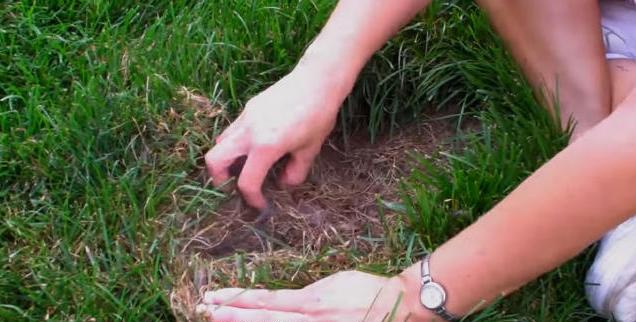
[169,107,459,320]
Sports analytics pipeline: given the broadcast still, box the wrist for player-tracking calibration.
[294,41,365,98]
[395,265,434,321]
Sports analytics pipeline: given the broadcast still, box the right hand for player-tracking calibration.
[205,65,348,209]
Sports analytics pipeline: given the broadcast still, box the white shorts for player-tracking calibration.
[601,0,636,60]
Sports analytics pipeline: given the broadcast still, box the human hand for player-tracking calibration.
[205,65,348,209]
[196,270,428,322]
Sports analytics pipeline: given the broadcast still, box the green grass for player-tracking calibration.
[392,3,600,321]
[1,1,331,320]
[0,0,606,321]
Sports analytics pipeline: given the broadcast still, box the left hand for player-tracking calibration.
[196,270,427,322]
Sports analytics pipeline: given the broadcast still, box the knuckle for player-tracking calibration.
[285,173,306,186]
[285,178,302,186]
[205,160,221,175]
[237,180,259,196]
[254,142,286,158]
[251,138,279,151]
[204,152,219,171]
[204,150,216,164]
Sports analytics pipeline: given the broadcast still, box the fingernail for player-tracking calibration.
[196,304,220,316]
[203,292,215,304]
[196,304,210,315]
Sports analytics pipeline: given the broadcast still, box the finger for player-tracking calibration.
[278,146,320,187]
[215,128,231,144]
[237,148,280,209]
[195,303,215,320]
[205,135,249,187]
[204,305,311,322]
[215,115,244,144]
[203,288,304,311]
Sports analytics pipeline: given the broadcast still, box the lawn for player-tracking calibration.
[1,1,603,321]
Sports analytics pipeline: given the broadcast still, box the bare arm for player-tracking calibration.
[300,0,432,90]
[200,86,636,322]
[400,92,636,318]
[200,1,635,321]
[206,0,432,208]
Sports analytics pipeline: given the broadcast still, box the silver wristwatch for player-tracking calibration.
[420,254,462,322]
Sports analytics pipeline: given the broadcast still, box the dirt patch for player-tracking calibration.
[179,111,460,259]
[154,90,471,321]
[165,91,472,321]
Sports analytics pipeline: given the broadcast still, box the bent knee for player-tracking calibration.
[609,59,636,109]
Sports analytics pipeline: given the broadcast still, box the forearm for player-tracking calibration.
[400,96,636,318]
[295,0,432,99]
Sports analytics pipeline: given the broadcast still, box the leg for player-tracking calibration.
[609,59,636,108]
[450,2,635,318]
[476,0,611,138]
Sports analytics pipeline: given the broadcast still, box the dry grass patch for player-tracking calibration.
[180,114,457,257]
[169,108,463,321]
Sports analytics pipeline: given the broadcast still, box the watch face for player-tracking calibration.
[420,282,446,309]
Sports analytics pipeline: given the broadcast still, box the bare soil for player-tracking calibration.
[180,112,459,258]
[167,91,470,321]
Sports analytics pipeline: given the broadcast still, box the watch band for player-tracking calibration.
[421,254,463,322]
[434,306,461,322]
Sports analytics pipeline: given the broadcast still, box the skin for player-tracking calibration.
[201,0,636,321]
[206,0,610,209]
[478,0,611,139]
[205,0,433,209]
